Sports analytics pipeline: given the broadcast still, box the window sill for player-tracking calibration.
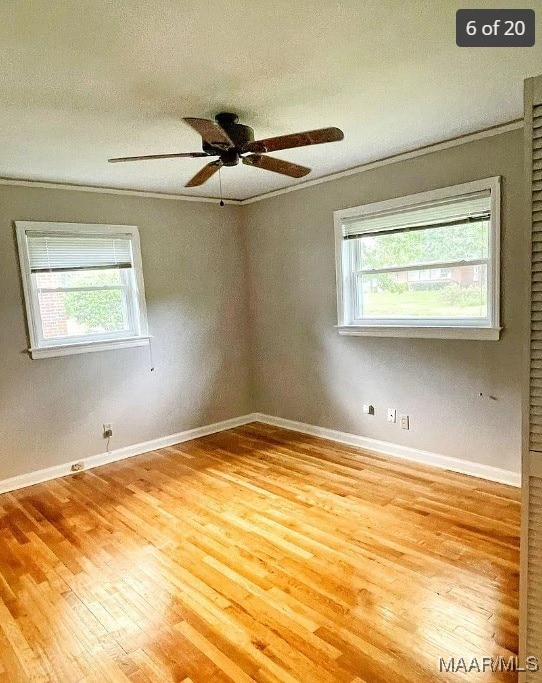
[29,336,151,359]
[336,325,501,340]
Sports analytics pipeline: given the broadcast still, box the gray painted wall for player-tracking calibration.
[243,129,528,473]
[0,129,527,482]
[0,186,251,480]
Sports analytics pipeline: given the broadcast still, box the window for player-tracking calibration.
[334,177,501,340]
[16,222,150,358]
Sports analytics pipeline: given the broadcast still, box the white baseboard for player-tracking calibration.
[253,413,521,487]
[0,414,258,495]
[0,411,520,495]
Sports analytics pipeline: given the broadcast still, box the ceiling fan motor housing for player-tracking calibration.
[202,112,255,165]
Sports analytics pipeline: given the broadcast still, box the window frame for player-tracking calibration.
[333,177,501,340]
[15,221,150,359]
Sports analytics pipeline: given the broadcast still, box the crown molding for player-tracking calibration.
[0,177,242,205]
[239,119,523,204]
[0,119,523,205]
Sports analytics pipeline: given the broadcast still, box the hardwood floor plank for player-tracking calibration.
[0,423,519,682]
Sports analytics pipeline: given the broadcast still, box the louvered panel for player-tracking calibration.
[530,80,542,454]
[526,474,542,682]
[525,79,542,682]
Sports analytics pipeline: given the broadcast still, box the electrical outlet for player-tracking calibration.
[387,408,397,423]
[103,423,113,439]
[400,414,410,430]
[71,462,84,472]
[363,404,375,415]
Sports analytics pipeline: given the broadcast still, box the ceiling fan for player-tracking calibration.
[108,113,344,190]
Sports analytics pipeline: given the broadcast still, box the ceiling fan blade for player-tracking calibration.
[243,154,310,178]
[185,160,223,187]
[246,127,344,154]
[108,152,210,163]
[183,117,234,149]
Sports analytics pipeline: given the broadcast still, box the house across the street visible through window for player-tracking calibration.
[334,177,501,340]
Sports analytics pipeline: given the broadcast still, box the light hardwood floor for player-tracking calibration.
[0,423,520,682]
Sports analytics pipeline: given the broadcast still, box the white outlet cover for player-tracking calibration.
[400,414,410,430]
[387,408,397,423]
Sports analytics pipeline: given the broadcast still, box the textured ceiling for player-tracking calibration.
[0,0,540,200]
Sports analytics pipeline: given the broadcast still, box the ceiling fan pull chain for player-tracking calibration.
[219,166,224,207]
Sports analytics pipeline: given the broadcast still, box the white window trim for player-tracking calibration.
[15,221,150,359]
[333,177,501,340]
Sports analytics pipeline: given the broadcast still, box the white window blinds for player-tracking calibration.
[342,190,491,239]
[26,232,133,273]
